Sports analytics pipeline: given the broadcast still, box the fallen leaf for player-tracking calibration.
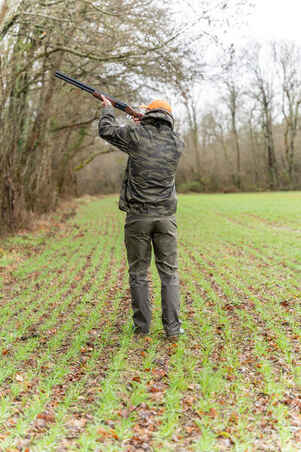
[229,412,239,424]
[149,385,161,393]
[97,427,119,441]
[208,408,217,418]
[37,412,55,423]
[132,376,141,383]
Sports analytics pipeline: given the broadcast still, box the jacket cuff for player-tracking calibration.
[101,105,114,115]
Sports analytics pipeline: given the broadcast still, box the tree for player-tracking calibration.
[218,45,246,189]
[272,40,301,187]
[247,43,279,189]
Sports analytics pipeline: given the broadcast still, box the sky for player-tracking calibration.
[173,0,301,46]
[247,0,301,44]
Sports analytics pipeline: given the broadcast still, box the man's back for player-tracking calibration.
[99,106,184,215]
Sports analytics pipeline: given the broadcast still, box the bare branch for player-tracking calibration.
[74,148,117,172]
[80,0,120,17]
[38,0,65,6]
[22,12,71,22]
[51,116,98,132]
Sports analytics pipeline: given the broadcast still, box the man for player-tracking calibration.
[98,95,184,341]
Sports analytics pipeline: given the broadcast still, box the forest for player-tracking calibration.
[1,0,301,232]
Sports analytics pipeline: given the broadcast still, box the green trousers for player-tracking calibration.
[125,214,181,336]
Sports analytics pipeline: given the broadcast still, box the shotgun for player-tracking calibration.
[55,71,144,120]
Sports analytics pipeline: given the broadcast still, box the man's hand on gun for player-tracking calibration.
[100,94,112,108]
[101,94,141,123]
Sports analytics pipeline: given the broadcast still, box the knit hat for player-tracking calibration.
[140,99,172,114]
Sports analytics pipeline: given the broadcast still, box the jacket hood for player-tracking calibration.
[142,109,174,129]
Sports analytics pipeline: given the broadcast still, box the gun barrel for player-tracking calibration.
[55,71,143,119]
[55,71,95,95]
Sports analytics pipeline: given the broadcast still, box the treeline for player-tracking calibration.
[78,40,301,197]
[179,41,301,193]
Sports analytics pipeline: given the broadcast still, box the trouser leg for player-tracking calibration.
[152,217,181,336]
[125,217,152,332]
[160,273,180,335]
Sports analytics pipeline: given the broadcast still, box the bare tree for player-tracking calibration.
[219,47,244,189]
[247,43,279,189]
[272,40,301,187]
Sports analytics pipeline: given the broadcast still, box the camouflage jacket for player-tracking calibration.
[98,105,184,216]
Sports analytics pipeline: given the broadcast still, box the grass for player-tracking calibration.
[0,192,300,451]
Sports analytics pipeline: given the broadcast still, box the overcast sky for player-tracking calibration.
[248,0,301,43]
[175,0,301,46]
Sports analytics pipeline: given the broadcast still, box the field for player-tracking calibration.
[0,193,300,452]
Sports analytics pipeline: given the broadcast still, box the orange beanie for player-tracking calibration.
[141,99,172,114]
